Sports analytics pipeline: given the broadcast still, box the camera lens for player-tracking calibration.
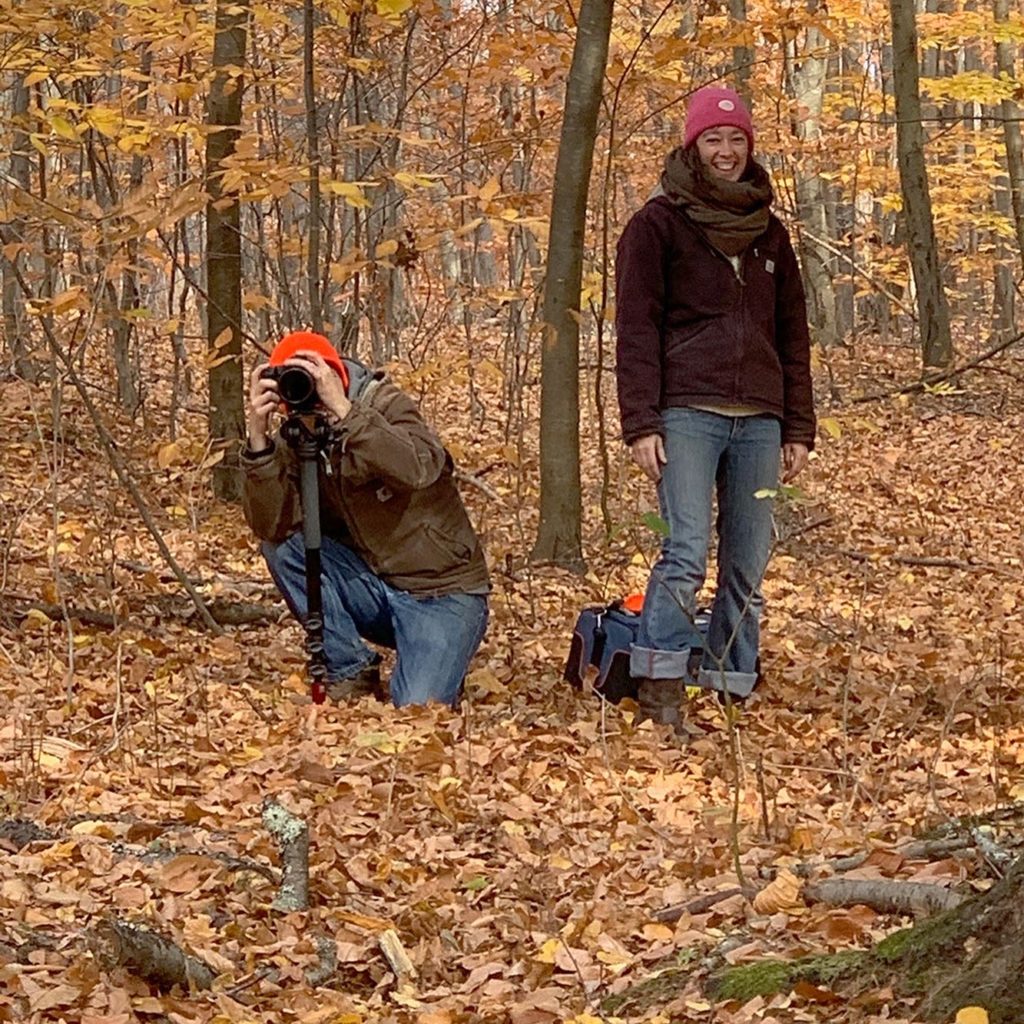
[277,366,316,409]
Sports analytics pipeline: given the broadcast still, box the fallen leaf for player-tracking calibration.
[753,869,804,914]
[956,1009,990,1024]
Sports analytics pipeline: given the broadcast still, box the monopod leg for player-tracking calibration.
[297,443,328,705]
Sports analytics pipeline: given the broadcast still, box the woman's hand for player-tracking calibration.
[285,350,351,421]
[630,434,667,483]
[247,364,279,451]
[782,442,809,482]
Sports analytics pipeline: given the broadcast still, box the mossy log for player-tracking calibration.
[891,854,1024,1022]
[711,856,1024,1023]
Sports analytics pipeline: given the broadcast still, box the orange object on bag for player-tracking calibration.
[622,592,644,613]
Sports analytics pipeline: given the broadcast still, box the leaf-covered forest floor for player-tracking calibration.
[1,338,1023,1024]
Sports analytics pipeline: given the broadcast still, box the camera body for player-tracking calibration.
[260,364,319,414]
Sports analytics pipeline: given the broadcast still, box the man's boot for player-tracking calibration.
[326,655,385,703]
[635,677,686,735]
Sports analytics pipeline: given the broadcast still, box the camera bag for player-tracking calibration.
[564,600,712,704]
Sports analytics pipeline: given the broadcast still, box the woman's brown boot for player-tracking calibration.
[636,677,686,735]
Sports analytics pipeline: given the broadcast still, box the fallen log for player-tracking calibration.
[0,816,277,883]
[4,597,283,630]
[98,918,215,992]
[804,878,964,916]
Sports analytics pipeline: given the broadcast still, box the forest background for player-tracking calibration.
[2,0,1024,1022]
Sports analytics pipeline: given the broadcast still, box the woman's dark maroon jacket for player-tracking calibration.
[615,195,816,448]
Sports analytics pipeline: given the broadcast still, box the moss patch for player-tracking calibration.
[712,959,794,1001]
[711,950,867,1002]
[873,926,915,963]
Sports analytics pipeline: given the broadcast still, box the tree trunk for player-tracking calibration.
[992,180,1016,335]
[1,73,35,379]
[304,0,324,334]
[531,0,613,569]
[994,0,1024,273]
[728,0,752,102]
[789,7,839,347]
[205,0,250,502]
[111,44,153,413]
[499,73,543,442]
[888,0,953,367]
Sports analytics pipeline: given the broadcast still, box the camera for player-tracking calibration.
[260,364,319,414]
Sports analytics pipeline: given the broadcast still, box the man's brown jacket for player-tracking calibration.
[242,362,489,597]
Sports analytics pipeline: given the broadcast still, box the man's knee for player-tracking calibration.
[392,674,464,709]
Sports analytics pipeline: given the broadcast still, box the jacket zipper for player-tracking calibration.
[678,210,757,406]
[732,247,749,403]
[693,233,748,405]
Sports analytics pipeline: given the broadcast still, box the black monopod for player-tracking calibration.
[262,334,347,705]
[278,410,333,705]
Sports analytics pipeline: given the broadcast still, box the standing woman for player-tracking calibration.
[615,86,816,731]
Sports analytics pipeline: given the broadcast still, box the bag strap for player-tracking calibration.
[591,610,608,667]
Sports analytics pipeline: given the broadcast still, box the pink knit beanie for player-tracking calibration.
[683,87,754,151]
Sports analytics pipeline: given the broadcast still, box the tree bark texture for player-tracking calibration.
[99,918,215,992]
[992,178,1016,335]
[112,45,153,412]
[888,0,954,367]
[805,878,965,916]
[994,0,1024,272]
[205,0,250,502]
[728,0,752,102]
[304,0,324,334]
[789,9,839,347]
[532,0,613,568]
[909,855,1024,1022]
[1,74,34,378]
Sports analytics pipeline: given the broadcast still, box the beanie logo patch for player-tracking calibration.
[718,99,736,111]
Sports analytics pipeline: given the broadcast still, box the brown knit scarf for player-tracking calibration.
[659,145,773,256]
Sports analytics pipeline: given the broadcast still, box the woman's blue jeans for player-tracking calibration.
[630,408,781,698]
[262,533,488,708]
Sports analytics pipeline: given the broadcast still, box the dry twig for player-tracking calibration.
[654,887,745,924]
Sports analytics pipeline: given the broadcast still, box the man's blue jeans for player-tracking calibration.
[262,533,488,707]
[630,408,781,698]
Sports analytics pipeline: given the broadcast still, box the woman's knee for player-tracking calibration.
[653,539,706,580]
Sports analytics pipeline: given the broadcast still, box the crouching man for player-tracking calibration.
[242,331,490,707]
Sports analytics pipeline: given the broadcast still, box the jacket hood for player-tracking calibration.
[341,357,384,401]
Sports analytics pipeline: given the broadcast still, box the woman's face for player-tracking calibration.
[695,126,749,182]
